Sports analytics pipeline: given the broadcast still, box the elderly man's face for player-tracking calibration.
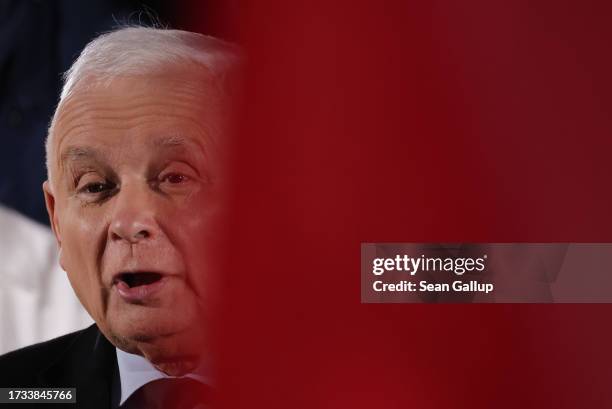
[43,71,224,374]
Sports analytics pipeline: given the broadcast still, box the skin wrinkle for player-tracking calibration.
[58,104,210,127]
[54,74,218,125]
[55,118,216,183]
[49,73,223,189]
[58,124,216,193]
[44,71,224,376]
[55,105,212,153]
[62,137,209,188]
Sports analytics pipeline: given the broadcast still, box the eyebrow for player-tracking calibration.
[151,135,208,161]
[153,135,188,148]
[60,146,101,164]
[59,134,208,171]
[58,146,105,184]
[152,134,205,152]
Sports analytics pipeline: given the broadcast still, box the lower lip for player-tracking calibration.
[114,277,167,302]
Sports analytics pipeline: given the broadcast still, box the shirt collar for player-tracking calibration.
[115,348,211,405]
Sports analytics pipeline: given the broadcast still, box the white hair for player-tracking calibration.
[46,26,241,184]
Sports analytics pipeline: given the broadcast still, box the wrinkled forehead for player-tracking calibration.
[49,70,226,178]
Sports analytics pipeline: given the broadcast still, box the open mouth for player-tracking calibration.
[115,272,164,288]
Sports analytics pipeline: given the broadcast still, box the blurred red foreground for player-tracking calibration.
[191,1,612,408]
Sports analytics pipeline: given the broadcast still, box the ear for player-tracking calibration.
[43,180,62,248]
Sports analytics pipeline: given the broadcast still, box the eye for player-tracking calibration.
[156,161,200,193]
[79,181,115,196]
[162,173,190,184]
[83,182,112,193]
[75,172,115,197]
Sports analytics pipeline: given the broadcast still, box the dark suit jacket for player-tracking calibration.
[0,324,118,408]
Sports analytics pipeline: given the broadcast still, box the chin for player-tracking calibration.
[136,329,205,376]
[101,311,206,364]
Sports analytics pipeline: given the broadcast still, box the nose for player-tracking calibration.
[109,182,159,244]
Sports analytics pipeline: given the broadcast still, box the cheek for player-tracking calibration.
[176,182,225,242]
[61,208,103,260]
[172,189,226,297]
[58,206,107,307]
